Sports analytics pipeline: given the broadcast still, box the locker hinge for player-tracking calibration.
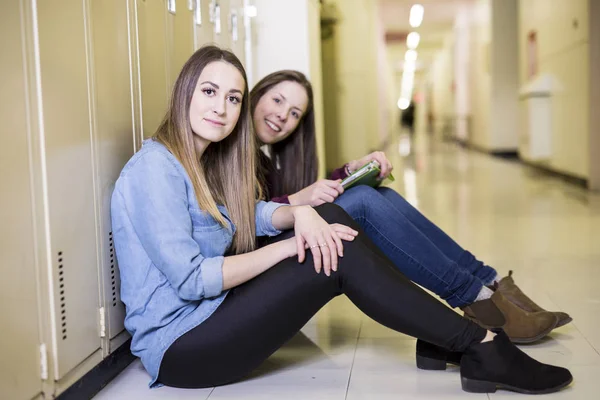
[99,307,106,338]
[40,343,48,380]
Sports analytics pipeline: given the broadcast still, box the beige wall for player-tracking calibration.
[490,0,519,150]
[322,0,381,171]
[468,0,492,148]
[430,33,455,137]
[591,0,600,190]
[519,0,590,178]
[252,0,326,176]
[375,5,396,148]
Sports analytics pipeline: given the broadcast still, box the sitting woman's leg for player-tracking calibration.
[158,204,571,394]
[376,186,572,329]
[333,185,560,343]
[334,185,489,308]
[376,186,494,283]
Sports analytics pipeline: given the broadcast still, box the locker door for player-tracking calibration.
[167,0,195,86]
[213,0,231,48]
[0,1,43,399]
[137,0,170,138]
[228,0,245,63]
[35,0,102,379]
[88,0,137,342]
[194,0,215,49]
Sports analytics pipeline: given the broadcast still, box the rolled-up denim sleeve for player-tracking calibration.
[115,151,224,300]
[255,200,287,237]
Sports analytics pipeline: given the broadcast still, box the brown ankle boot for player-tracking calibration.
[462,291,558,344]
[498,271,572,328]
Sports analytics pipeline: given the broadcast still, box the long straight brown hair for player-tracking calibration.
[155,45,258,254]
[250,70,318,197]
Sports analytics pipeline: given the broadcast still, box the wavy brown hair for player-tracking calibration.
[250,70,318,197]
[155,45,257,254]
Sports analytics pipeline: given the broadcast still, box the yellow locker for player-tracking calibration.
[229,0,246,63]
[194,0,217,49]
[35,0,102,381]
[137,0,170,138]
[88,0,138,344]
[0,1,44,399]
[167,0,196,85]
[214,0,231,49]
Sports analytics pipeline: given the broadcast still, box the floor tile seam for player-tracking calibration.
[544,291,600,359]
[344,319,364,400]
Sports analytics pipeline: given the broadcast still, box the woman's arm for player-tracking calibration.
[222,237,296,290]
[287,180,344,207]
[222,209,358,289]
[222,205,308,290]
[270,204,306,231]
[344,151,394,178]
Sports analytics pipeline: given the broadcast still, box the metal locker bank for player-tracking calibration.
[0,1,249,398]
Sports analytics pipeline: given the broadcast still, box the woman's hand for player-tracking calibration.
[291,206,358,276]
[347,151,393,179]
[288,179,344,207]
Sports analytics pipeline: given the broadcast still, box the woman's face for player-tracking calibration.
[189,61,245,151]
[253,81,309,145]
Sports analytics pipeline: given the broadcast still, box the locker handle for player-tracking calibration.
[195,0,202,26]
[167,0,176,14]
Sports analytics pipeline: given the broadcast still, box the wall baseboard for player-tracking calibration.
[56,339,135,400]
[450,138,588,188]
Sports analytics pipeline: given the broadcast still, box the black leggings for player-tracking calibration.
[158,203,486,388]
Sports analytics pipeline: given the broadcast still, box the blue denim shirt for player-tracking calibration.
[111,139,286,387]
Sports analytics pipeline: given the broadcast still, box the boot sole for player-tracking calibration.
[416,355,460,370]
[461,375,573,394]
[509,320,558,344]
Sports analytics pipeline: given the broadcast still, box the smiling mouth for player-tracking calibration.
[204,118,225,126]
[265,119,281,133]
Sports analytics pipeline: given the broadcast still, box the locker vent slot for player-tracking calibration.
[109,232,117,307]
[58,251,67,340]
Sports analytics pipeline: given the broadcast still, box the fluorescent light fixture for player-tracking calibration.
[245,5,257,18]
[404,49,418,62]
[409,4,424,28]
[403,60,416,72]
[402,73,415,86]
[398,98,411,110]
[407,32,420,49]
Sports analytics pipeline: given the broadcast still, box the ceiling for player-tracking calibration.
[378,0,474,72]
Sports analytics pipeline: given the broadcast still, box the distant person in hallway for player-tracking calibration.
[110,46,571,394]
[251,70,572,346]
[400,100,416,135]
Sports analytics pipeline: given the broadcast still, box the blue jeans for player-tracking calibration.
[334,185,497,308]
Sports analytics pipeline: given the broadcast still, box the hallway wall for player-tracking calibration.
[321,0,381,171]
[518,0,590,179]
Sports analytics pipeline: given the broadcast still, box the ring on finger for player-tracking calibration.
[309,244,321,249]
[319,243,327,247]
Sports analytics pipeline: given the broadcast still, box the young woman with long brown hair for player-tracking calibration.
[251,70,572,345]
[110,47,572,394]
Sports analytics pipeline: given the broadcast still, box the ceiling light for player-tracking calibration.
[407,32,420,49]
[398,98,410,110]
[409,4,424,28]
[245,5,257,18]
[404,49,418,62]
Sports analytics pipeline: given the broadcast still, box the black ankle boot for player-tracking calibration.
[460,330,573,394]
[416,339,462,370]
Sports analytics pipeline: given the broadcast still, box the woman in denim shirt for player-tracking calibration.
[111,46,571,394]
[251,71,571,344]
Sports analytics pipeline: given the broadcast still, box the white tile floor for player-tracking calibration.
[94,135,600,399]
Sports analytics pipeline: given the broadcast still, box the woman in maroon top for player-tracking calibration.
[250,70,572,346]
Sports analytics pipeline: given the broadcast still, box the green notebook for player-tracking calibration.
[341,160,395,190]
